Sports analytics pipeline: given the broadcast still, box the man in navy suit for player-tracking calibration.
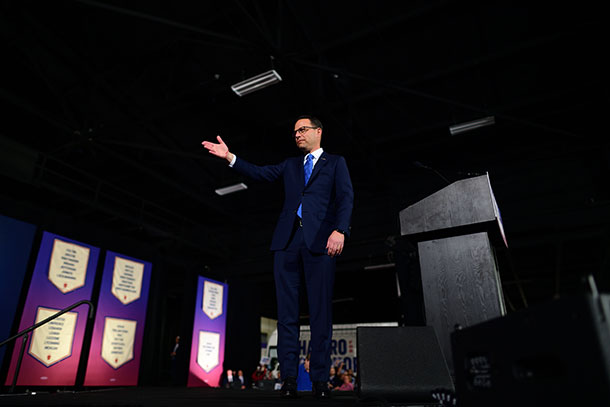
[202,116,353,399]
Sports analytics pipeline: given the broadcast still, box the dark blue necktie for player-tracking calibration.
[297,154,313,218]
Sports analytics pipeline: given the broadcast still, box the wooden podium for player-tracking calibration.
[399,173,507,372]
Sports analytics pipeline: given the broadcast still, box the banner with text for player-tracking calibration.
[84,251,152,386]
[4,231,100,386]
[187,276,228,387]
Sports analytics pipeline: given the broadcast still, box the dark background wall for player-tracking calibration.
[1,0,609,388]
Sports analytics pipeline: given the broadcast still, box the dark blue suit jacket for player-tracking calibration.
[233,151,353,254]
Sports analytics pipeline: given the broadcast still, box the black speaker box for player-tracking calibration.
[357,326,454,402]
[451,294,610,406]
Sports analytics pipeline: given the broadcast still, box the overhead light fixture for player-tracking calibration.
[215,183,248,196]
[231,69,282,97]
[449,116,495,136]
[363,263,396,271]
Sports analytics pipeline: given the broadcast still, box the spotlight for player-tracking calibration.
[230,70,282,97]
[449,116,495,135]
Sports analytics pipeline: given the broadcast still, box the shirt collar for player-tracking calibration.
[304,147,324,163]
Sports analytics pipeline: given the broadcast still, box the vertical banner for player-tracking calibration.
[4,231,100,386]
[187,276,228,387]
[83,251,152,386]
[0,214,36,367]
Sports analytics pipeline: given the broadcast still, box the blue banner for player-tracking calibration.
[0,214,37,367]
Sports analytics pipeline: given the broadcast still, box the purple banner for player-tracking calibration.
[187,276,228,387]
[84,251,152,386]
[4,231,100,386]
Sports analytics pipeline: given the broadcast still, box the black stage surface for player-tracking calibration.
[0,387,441,407]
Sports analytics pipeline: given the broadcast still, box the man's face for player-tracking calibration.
[294,118,321,153]
[227,369,233,376]
[238,370,243,376]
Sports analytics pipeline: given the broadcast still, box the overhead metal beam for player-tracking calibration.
[285,1,449,58]
[73,0,251,47]
[292,58,581,139]
[232,0,275,51]
[12,6,232,217]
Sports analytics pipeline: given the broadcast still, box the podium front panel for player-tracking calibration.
[418,231,505,372]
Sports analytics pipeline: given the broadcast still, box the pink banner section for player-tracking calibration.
[83,251,152,386]
[4,231,100,386]
[187,276,228,387]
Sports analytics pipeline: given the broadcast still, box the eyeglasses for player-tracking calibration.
[293,126,319,137]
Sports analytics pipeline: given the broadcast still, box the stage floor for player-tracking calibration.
[0,387,440,407]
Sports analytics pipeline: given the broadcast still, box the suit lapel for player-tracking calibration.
[297,156,305,186]
[306,152,328,187]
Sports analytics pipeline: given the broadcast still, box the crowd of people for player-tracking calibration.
[220,369,248,389]
[327,362,356,391]
[220,362,279,390]
[221,358,356,392]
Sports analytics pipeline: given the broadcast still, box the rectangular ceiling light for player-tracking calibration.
[363,263,396,271]
[231,69,282,97]
[449,116,495,136]
[215,182,248,196]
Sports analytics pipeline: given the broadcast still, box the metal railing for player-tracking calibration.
[0,300,94,393]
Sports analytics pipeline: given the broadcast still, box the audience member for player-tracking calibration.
[221,369,238,389]
[273,370,282,390]
[236,369,246,389]
[336,373,354,391]
[251,364,266,389]
[347,368,356,385]
[169,335,180,385]
[297,354,312,391]
[328,366,341,389]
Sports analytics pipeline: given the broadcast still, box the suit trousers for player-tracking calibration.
[273,223,335,382]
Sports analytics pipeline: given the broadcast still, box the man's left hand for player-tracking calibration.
[326,231,345,257]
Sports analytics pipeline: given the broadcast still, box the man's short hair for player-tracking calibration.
[296,115,323,129]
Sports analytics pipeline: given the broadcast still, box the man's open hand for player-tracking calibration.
[202,136,233,162]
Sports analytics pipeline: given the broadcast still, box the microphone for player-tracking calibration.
[412,161,430,170]
[412,161,451,185]
[457,171,485,177]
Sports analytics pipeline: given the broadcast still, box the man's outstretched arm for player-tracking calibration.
[201,136,284,182]
[202,136,234,164]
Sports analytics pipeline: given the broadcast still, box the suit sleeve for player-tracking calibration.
[232,157,286,182]
[334,156,354,236]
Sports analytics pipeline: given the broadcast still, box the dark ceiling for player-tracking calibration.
[1,1,609,321]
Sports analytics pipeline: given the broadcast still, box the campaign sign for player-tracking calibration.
[202,280,224,320]
[111,257,144,305]
[100,317,137,369]
[28,307,78,367]
[187,276,228,387]
[197,331,220,373]
[4,231,100,386]
[48,239,90,294]
[84,251,151,386]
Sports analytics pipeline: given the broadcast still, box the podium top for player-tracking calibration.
[399,173,507,246]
